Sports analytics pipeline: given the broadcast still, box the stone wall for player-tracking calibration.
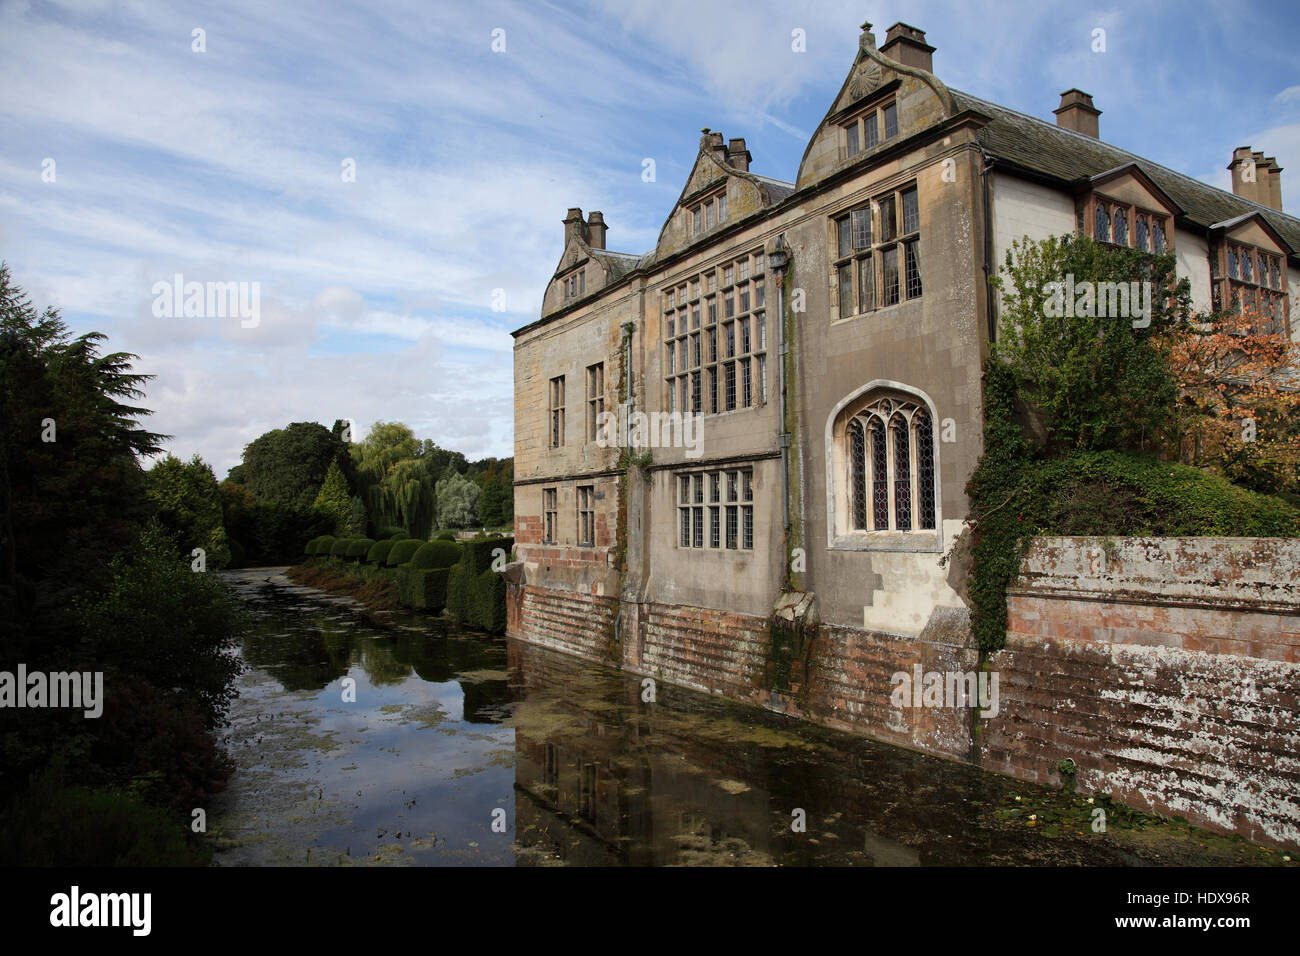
[983,536,1300,850]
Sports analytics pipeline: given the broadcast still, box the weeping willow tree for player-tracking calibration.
[350,422,466,539]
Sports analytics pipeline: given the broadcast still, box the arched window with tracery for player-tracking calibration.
[834,392,938,537]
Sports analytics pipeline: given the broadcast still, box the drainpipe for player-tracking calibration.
[621,321,636,451]
[768,236,792,538]
[980,147,997,344]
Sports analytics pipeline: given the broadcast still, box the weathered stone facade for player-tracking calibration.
[510,19,1300,847]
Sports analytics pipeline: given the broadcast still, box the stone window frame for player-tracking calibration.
[831,181,921,321]
[1077,192,1173,255]
[663,252,767,417]
[549,375,565,448]
[1212,240,1290,335]
[562,267,586,299]
[841,97,897,160]
[585,362,604,442]
[576,484,594,547]
[676,466,753,551]
[825,381,942,553]
[688,188,728,237]
[542,487,558,545]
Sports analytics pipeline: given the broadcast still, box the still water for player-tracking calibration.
[210,569,1271,866]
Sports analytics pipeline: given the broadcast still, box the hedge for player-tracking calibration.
[435,530,456,541]
[366,539,396,566]
[329,538,354,559]
[390,531,407,540]
[376,525,407,539]
[344,538,374,560]
[314,535,336,558]
[386,539,423,567]
[304,536,321,556]
[397,566,452,611]
[410,540,461,569]
[445,536,512,633]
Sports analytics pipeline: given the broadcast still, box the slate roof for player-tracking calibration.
[950,89,1300,257]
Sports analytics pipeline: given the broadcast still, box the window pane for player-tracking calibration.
[883,247,899,305]
[693,506,703,548]
[905,240,922,299]
[879,196,896,242]
[863,111,879,148]
[726,506,738,549]
[850,421,866,529]
[742,507,753,550]
[718,193,726,222]
[709,506,720,548]
[858,256,873,312]
[758,354,767,403]
[707,367,717,414]
[852,207,871,249]
[1153,219,1166,253]
[892,417,912,531]
[883,103,898,139]
[725,362,736,410]
[901,187,919,234]
[837,216,852,258]
[1095,202,1109,242]
[845,122,859,156]
[870,420,888,530]
[1112,207,1127,247]
[838,263,853,318]
[916,412,936,530]
[742,359,752,407]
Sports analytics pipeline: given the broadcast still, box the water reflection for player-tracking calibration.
[212,570,1256,867]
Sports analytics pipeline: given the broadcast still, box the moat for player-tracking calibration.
[209,569,1280,866]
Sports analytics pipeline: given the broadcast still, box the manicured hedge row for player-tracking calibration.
[397,565,451,611]
[345,538,375,560]
[445,536,513,633]
[366,539,396,565]
[313,535,336,557]
[329,538,353,559]
[410,540,461,569]
[376,525,407,539]
[386,539,422,567]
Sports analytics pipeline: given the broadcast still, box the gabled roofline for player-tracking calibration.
[1079,162,1185,217]
[1208,211,1295,255]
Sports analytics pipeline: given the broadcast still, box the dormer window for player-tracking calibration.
[1083,197,1171,253]
[1213,239,1289,334]
[688,191,727,237]
[563,269,586,299]
[842,102,893,159]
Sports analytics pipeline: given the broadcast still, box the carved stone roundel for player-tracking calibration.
[850,60,882,101]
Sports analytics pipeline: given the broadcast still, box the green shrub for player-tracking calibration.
[366,539,396,565]
[436,530,456,541]
[390,531,407,540]
[329,538,353,559]
[445,538,512,633]
[397,565,452,611]
[386,539,423,567]
[314,535,336,558]
[460,536,514,575]
[305,536,321,556]
[376,525,406,539]
[410,540,461,569]
[345,538,375,560]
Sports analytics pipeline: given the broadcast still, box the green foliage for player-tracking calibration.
[0,771,208,866]
[345,537,375,560]
[410,540,461,569]
[390,531,406,540]
[312,457,354,535]
[220,480,333,565]
[396,565,451,611]
[73,521,244,730]
[239,421,349,510]
[994,234,1182,453]
[366,539,396,565]
[146,453,230,569]
[435,467,480,528]
[386,538,423,566]
[313,535,336,558]
[435,530,456,541]
[376,525,406,539]
[445,537,512,633]
[329,538,354,559]
[227,537,246,568]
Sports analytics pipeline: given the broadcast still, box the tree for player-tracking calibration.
[435,468,480,528]
[146,454,230,568]
[238,422,347,509]
[312,458,354,534]
[993,234,1181,454]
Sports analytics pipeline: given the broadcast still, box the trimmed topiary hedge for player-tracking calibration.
[386,539,422,567]
[366,539,396,566]
[345,538,375,561]
[376,525,407,539]
[410,540,461,570]
[435,530,456,541]
[445,537,512,633]
[397,565,452,611]
[329,538,354,559]
[313,535,336,558]
[390,531,406,540]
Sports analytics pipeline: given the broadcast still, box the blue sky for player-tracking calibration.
[2,0,1298,476]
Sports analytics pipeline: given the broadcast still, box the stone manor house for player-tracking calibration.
[507,21,1300,722]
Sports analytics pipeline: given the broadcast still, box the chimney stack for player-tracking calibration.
[586,211,607,249]
[1229,147,1283,211]
[1053,89,1101,139]
[880,22,934,73]
[708,130,728,165]
[727,137,751,172]
[563,207,587,246]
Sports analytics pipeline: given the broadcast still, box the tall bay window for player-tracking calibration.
[832,182,921,318]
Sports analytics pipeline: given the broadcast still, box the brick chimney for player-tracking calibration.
[563,207,587,246]
[880,22,934,72]
[1229,147,1283,211]
[1053,89,1101,139]
[727,137,751,172]
[586,211,607,249]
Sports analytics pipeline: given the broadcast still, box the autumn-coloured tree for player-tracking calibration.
[1159,302,1300,497]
